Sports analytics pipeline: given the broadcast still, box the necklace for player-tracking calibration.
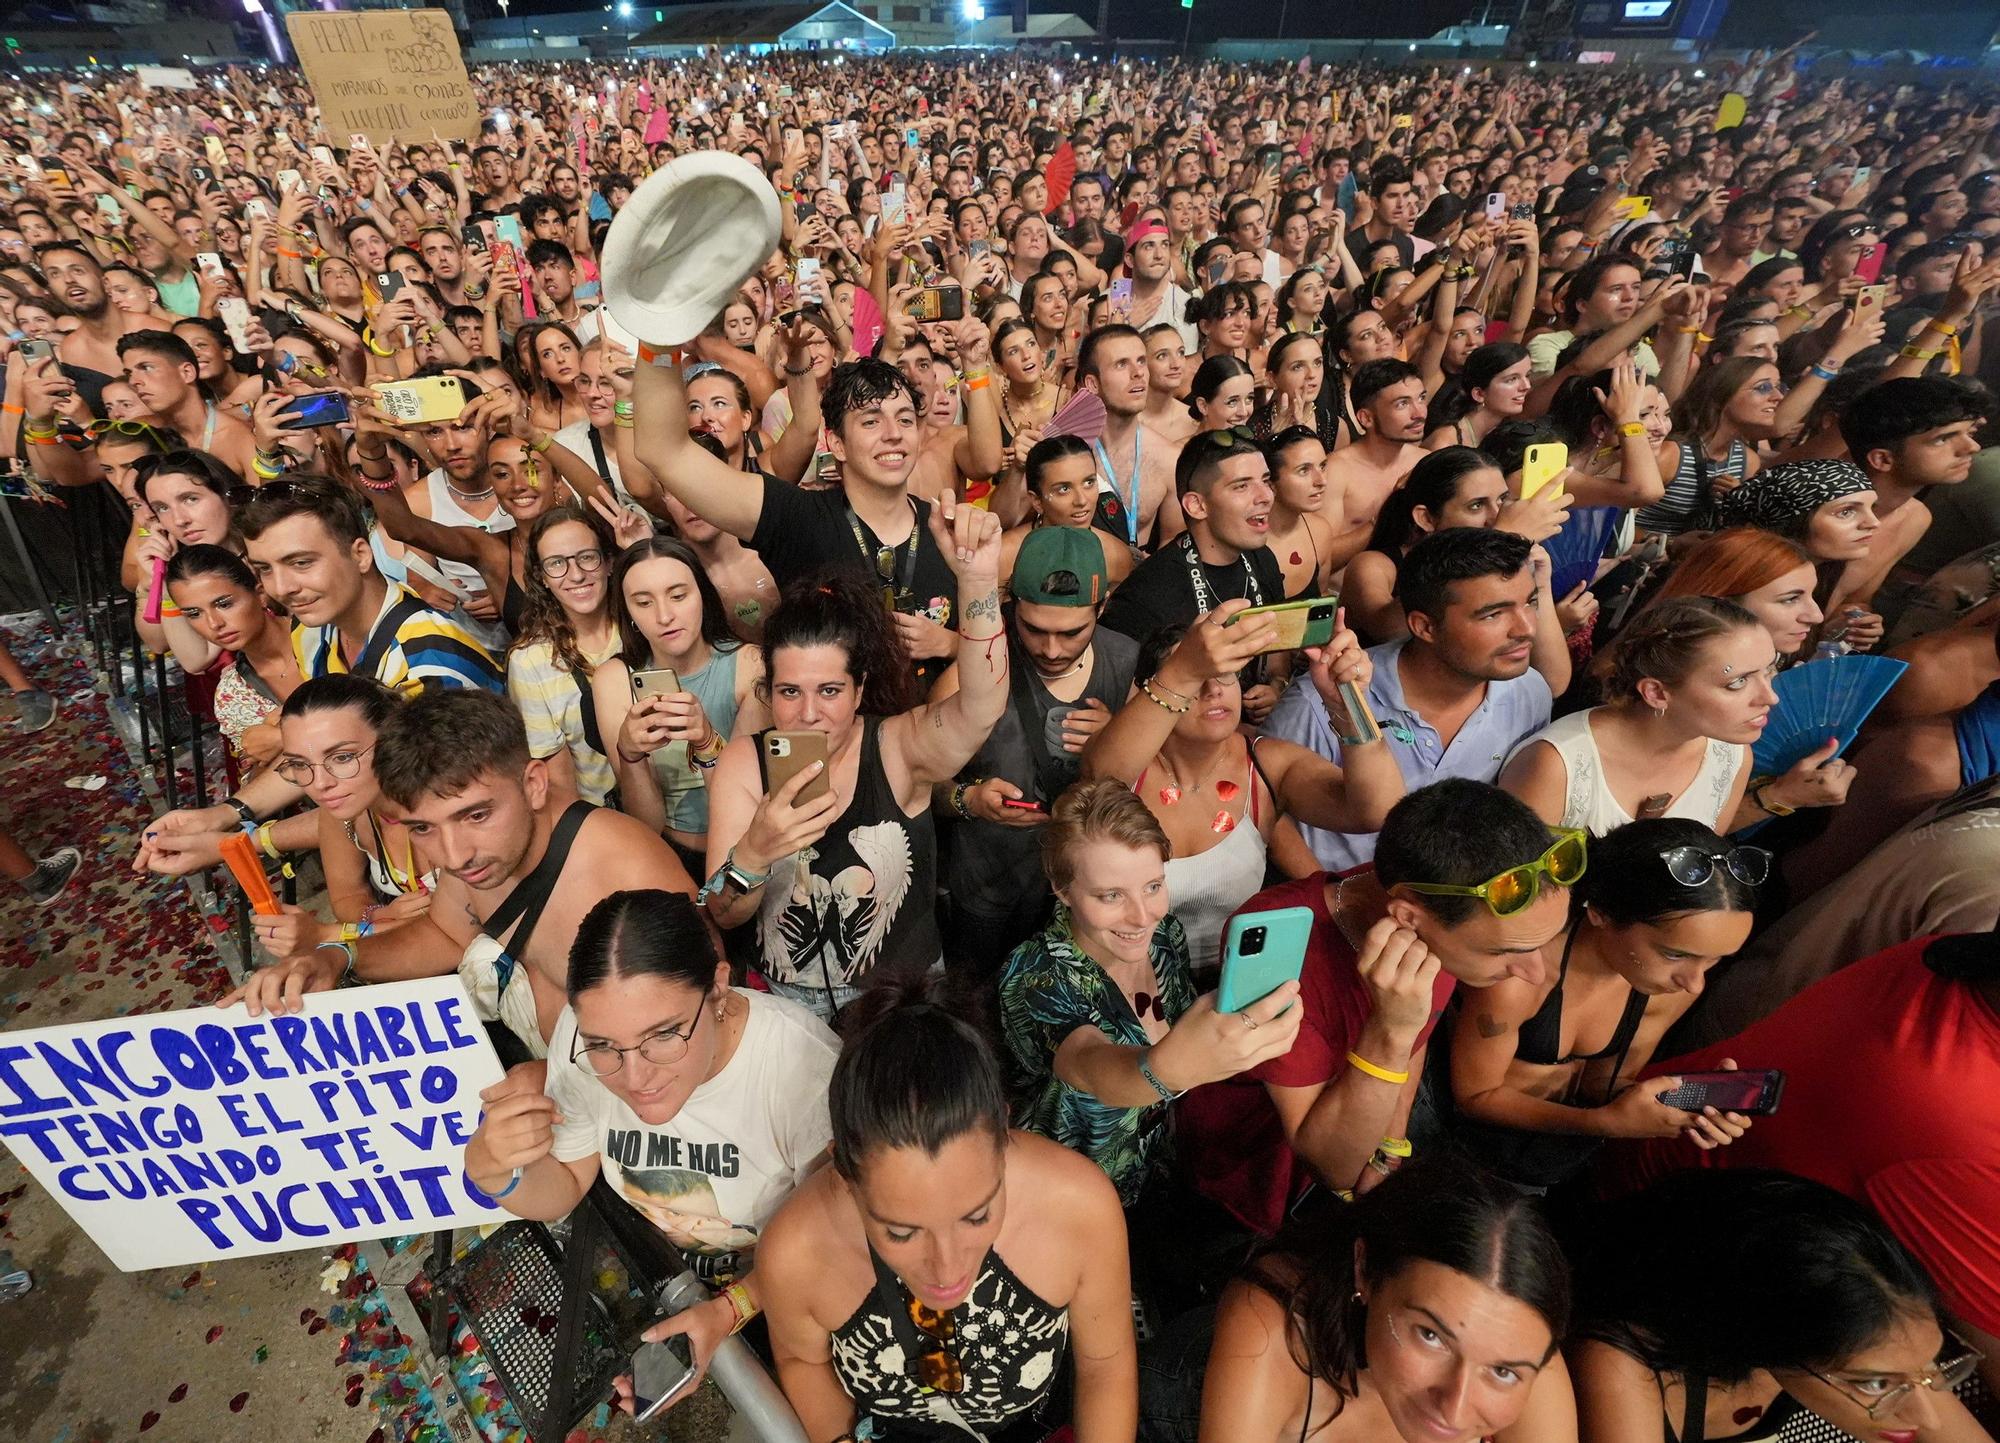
[445,479,496,504]
[1153,746,1242,809]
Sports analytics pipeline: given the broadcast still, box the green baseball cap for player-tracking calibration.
[1012,526,1107,607]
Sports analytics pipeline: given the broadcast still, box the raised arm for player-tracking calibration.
[949,318,1004,481]
[760,321,825,485]
[1081,601,1281,784]
[883,497,1008,788]
[631,345,768,540]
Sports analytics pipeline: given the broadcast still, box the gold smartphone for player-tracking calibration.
[630,667,681,705]
[760,730,830,805]
[1223,597,1339,655]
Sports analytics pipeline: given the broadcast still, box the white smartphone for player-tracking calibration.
[217,296,253,352]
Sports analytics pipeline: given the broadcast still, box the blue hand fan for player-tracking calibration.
[1543,505,1620,598]
[1751,654,1910,776]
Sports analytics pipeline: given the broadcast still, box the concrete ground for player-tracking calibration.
[0,615,732,1442]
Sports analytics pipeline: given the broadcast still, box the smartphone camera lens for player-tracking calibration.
[1243,927,1266,955]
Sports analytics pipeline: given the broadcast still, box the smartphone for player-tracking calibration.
[494,214,525,248]
[630,1336,696,1422]
[244,197,270,221]
[967,236,991,266]
[41,162,71,189]
[218,296,254,352]
[910,286,964,322]
[1260,149,1282,178]
[278,167,303,192]
[1853,244,1887,286]
[1652,1069,1785,1116]
[1850,283,1888,319]
[629,666,682,705]
[760,730,830,805]
[1216,906,1315,1013]
[203,135,227,166]
[196,251,226,281]
[1109,277,1133,323]
[19,337,54,365]
[884,185,907,224]
[310,145,336,167]
[794,255,821,295]
[375,270,407,304]
[1670,250,1703,283]
[1223,597,1338,654]
[96,194,123,219]
[1850,165,1871,191]
[1392,114,1414,130]
[1000,797,1046,813]
[493,240,517,273]
[1204,251,1231,289]
[372,376,468,425]
[461,224,488,254]
[1611,194,1653,221]
[1485,192,1507,222]
[904,125,920,150]
[1521,442,1568,500]
[275,390,352,430]
[349,132,369,152]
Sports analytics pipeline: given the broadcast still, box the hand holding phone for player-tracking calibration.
[629,1335,696,1422]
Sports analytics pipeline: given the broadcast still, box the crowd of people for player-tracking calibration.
[4,39,2000,1443]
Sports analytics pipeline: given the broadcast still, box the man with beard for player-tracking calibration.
[936,494,1140,979]
[1264,527,1554,868]
[1075,325,1187,554]
[36,241,152,413]
[224,687,699,1056]
[115,329,259,479]
[417,226,481,309]
[1320,360,1430,571]
[1124,220,1197,352]
[1098,429,1283,649]
[1351,162,1429,271]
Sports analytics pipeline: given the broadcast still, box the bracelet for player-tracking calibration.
[1137,1048,1183,1103]
[1617,421,1646,437]
[963,373,991,392]
[950,780,976,819]
[21,419,59,441]
[1809,362,1840,382]
[486,1165,523,1200]
[1345,1051,1410,1085]
[314,937,358,986]
[276,247,302,258]
[1750,778,1795,817]
[1901,344,1940,361]
[612,399,633,420]
[1,402,23,414]
[722,1281,759,1334]
[361,327,395,358]
[1139,678,1192,714]
[358,473,398,492]
[339,922,362,945]
[360,903,380,928]
[1926,319,1958,337]
[784,364,813,376]
[223,795,257,827]
[617,744,648,765]
[528,434,552,454]
[253,820,280,859]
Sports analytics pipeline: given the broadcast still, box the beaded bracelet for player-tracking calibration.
[1140,679,1191,714]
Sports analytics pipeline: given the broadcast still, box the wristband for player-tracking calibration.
[963,373,991,392]
[528,434,553,454]
[1140,679,1192,714]
[1377,1135,1414,1159]
[277,247,303,258]
[253,820,280,859]
[613,399,633,420]
[486,1166,523,1200]
[722,1281,759,1334]
[314,937,358,986]
[1809,362,1840,382]
[1750,778,1795,817]
[1138,1048,1183,1103]
[1346,1051,1410,1085]
[1617,421,1646,437]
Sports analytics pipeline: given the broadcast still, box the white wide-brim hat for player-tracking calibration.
[599,151,782,348]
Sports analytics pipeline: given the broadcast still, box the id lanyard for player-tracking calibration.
[1092,430,1143,547]
[1183,533,1263,614]
[847,499,921,611]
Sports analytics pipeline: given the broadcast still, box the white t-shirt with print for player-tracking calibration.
[546,988,838,1277]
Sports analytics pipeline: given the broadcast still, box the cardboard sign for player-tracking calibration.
[0,977,506,1271]
[135,66,198,92]
[285,9,480,145]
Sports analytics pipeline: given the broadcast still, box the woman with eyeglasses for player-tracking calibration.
[1443,817,1762,1190]
[164,545,300,779]
[758,977,1139,1443]
[1631,359,1774,537]
[594,536,770,867]
[1195,1154,1575,1443]
[245,676,436,962]
[502,504,632,807]
[1569,1169,1991,1443]
[465,887,838,1419]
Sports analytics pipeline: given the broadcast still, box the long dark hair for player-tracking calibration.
[759,570,921,718]
[164,542,257,594]
[610,534,738,670]
[1429,342,1530,431]
[1577,817,1760,925]
[567,888,718,1002]
[1248,1155,1570,1417]
[515,503,617,679]
[828,974,1008,1179]
[1572,1169,1942,1386]
[1365,446,1497,554]
[511,319,586,406]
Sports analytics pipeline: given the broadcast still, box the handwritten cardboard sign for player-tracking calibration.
[0,977,506,1271]
[285,9,481,145]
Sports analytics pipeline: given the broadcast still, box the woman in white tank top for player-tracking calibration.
[1501,597,1844,836]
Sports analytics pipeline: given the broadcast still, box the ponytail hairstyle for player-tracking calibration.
[516,503,619,678]
[164,542,258,595]
[1186,353,1255,422]
[828,975,1009,1181]
[1250,1155,1569,1417]
[1576,817,1760,926]
[1596,596,1763,705]
[278,673,403,731]
[610,534,738,670]
[567,888,720,1003]
[759,570,921,719]
[1366,446,1501,554]
[1429,341,1531,431]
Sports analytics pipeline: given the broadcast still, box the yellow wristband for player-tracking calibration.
[1618,421,1646,437]
[722,1281,759,1334]
[1346,1051,1410,1085]
[1377,1135,1414,1159]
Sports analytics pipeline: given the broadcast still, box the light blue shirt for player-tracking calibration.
[1266,637,1553,870]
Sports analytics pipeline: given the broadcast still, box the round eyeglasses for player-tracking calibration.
[275,746,374,787]
[539,548,606,580]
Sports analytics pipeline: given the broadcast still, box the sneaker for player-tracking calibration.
[24,847,81,905]
[8,689,56,734]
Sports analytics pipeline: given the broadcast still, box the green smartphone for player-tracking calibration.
[1224,596,1338,655]
[1217,905,1315,1013]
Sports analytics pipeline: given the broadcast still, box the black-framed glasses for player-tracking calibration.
[1800,1335,1984,1420]
[1401,828,1589,916]
[538,548,606,579]
[274,745,374,787]
[1661,844,1771,888]
[569,1017,699,1077]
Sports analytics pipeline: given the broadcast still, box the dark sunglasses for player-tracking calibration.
[1660,844,1770,889]
[906,1295,965,1395]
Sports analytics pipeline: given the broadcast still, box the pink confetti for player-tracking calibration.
[1158,786,1181,806]
[1215,780,1240,802]
[1210,810,1236,834]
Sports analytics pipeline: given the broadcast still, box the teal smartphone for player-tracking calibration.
[1217,906,1315,1013]
[1223,597,1338,655]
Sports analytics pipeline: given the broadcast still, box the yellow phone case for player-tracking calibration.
[1522,442,1568,500]
[371,376,468,425]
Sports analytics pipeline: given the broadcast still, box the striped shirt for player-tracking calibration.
[291,583,502,694]
[507,635,619,805]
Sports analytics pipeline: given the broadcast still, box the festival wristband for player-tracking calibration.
[1345,1051,1410,1085]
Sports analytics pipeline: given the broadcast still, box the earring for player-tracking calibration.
[1651,704,1667,718]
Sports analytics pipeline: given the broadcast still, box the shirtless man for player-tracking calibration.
[117,329,259,479]
[1142,323,1198,446]
[1829,376,1986,628]
[1075,325,1186,553]
[997,436,1137,599]
[38,242,151,410]
[227,688,699,1052]
[1322,359,1431,576]
[896,322,1005,504]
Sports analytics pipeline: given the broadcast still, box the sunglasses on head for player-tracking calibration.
[1401,828,1589,916]
[1660,844,1770,889]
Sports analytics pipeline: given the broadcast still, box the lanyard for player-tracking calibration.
[846,499,921,610]
[199,400,217,450]
[1182,533,1263,615]
[1092,428,1143,546]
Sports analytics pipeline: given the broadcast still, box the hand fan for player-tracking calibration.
[1751,654,1909,776]
[218,830,280,917]
[1044,141,1077,216]
[1543,505,1620,599]
[1041,388,1107,444]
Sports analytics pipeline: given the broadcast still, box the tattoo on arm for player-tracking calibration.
[1475,1012,1508,1040]
[963,592,1000,626]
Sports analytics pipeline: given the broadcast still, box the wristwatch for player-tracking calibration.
[222,794,256,829]
[1750,779,1795,817]
[697,849,769,906]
